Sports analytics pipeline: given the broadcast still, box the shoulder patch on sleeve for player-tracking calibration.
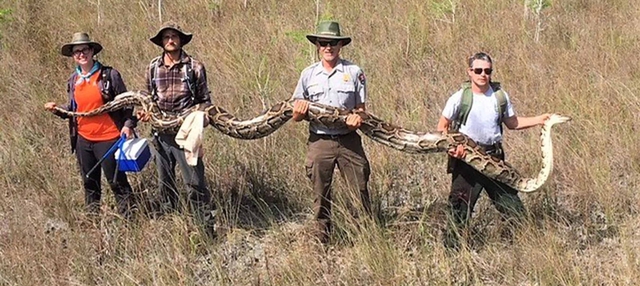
[358,71,366,85]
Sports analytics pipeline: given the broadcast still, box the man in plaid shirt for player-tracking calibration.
[138,21,215,238]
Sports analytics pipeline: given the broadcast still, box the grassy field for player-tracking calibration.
[1,0,639,284]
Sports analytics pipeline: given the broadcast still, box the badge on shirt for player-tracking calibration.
[358,72,366,85]
[343,74,351,82]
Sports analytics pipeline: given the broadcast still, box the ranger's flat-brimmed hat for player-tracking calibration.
[60,32,103,57]
[150,21,193,47]
[306,21,351,46]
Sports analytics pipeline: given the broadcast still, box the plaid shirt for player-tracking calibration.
[146,51,211,113]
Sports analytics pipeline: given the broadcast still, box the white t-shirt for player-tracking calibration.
[441,87,516,145]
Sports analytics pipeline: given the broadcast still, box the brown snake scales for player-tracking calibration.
[53,90,571,193]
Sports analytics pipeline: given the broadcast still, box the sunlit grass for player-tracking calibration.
[0,0,639,284]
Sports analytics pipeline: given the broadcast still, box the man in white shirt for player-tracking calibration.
[436,52,550,249]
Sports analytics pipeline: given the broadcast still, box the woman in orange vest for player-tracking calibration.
[44,32,137,220]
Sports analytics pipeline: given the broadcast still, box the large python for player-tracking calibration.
[52,90,570,193]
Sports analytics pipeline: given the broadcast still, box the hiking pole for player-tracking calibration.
[85,135,126,179]
[111,130,141,183]
[112,146,121,184]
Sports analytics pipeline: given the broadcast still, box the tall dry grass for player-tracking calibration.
[1,0,639,284]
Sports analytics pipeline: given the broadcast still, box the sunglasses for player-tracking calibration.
[317,40,341,47]
[72,47,92,56]
[471,68,493,75]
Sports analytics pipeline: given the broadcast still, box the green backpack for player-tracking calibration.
[450,81,508,133]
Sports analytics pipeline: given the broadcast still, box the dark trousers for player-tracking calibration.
[153,133,213,224]
[445,149,525,248]
[75,136,134,218]
[304,132,372,243]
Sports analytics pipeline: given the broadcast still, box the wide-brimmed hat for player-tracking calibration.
[150,21,193,47]
[306,21,352,46]
[60,32,103,57]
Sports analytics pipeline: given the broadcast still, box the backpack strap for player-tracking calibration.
[149,55,197,103]
[492,82,507,124]
[100,65,113,102]
[493,83,507,134]
[66,72,79,153]
[67,72,78,111]
[458,82,474,127]
[182,58,197,103]
[452,81,507,133]
[450,81,473,132]
[149,57,160,102]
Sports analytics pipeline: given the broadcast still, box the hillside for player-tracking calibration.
[0,0,639,284]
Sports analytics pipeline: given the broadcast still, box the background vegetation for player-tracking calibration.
[0,0,639,284]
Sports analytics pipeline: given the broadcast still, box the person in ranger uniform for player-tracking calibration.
[291,20,372,244]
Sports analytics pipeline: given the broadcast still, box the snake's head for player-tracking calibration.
[547,114,572,125]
